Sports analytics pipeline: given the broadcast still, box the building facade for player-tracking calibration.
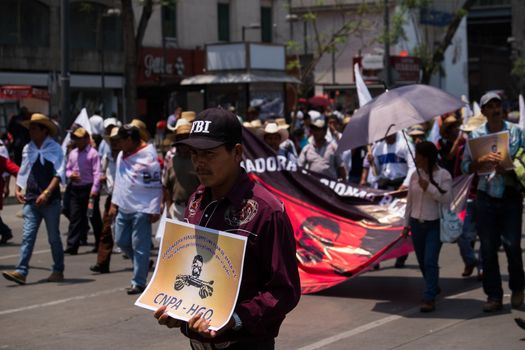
[0,0,125,127]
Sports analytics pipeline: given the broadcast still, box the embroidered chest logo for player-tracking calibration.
[187,196,202,217]
[224,199,259,226]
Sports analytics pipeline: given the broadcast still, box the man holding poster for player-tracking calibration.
[462,92,525,312]
[154,108,301,349]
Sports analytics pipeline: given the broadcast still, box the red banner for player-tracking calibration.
[241,128,412,294]
[0,85,50,100]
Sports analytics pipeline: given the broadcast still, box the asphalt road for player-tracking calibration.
[1,200,525,350]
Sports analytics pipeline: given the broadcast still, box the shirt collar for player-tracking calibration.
[481,120,509,134]
[196,170,253,210]
[79,144,92,154]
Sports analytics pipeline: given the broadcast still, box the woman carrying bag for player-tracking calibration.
[403,141,452,312]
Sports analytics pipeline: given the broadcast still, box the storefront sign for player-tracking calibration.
[353,56,421,84]
[137,48,204,85]
[0,85,49,100]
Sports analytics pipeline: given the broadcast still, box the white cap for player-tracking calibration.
[308,110,325,128]
[103,117,122,129]
[480,92,501,108]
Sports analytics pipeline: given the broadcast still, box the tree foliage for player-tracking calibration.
[286,0,376,95]
[288,0,477,93]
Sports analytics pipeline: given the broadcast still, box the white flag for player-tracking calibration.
[61,108,94,153]
[354,63,372,107]
[461,95,473,127]
[473,101,481,116]
[519,94,525,130]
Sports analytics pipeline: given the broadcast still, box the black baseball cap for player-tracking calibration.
[176,107,242,150]
[114,124,141,140]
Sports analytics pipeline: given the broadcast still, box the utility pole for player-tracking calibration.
[60,0,70,132]
[384,0,392,88]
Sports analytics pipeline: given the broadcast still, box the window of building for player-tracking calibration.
[162,3,177,40]
[218,3,230,42]
[70,2,122,51]
[261,6,272,43]
[0,0,50,47]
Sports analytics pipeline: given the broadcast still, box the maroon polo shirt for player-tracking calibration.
[180,170,301,343]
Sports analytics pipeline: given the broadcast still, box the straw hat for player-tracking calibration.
[275,118,290,129]
[22,113,58,136]
[242,119,262,130]
[460,114,487,132]
[72,127,89,139]
[259,122,289,141]
[174,118,192,135]
[167,111,196,131]
[440,115,461,136]
[181,111,196,122]
[130,119,151,141]
[408,124,426,137]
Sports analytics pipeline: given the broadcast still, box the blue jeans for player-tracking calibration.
[410,218,442,302]
[115,211,152,288]
[457,199,478,267]
[16,199,64,276]
[476,190,525,301]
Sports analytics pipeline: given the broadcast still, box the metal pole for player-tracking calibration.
[100,19,106,118]
[288,0,294,41]
[60,0,70,132]
[242,26,246,41]
[303,20,307,55]
[384,0,391,88]
[332,50,336,84]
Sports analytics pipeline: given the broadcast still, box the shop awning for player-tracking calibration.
[0,85,49,100]
[181,71,301,85]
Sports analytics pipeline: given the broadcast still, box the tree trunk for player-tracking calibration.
[121,0,154,121]
[421,0,477,84]
[136,0,153,49]
[121,0,137,120]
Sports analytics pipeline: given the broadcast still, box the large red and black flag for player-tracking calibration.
[241,128,413,294]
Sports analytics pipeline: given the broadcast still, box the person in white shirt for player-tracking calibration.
[403,141,452,313]
[110,125,162,295]
[89,113,105,147]
[297,115,346,180]
[371,132,416,190]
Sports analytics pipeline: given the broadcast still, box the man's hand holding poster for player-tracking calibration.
[467,131,514,175]
[135,219,247,331]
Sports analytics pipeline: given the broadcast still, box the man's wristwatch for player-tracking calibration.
[232,312,242,331]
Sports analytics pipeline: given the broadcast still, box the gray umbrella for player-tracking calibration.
[338,84,465,153]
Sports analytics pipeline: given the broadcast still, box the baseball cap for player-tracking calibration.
[109,126,120,139]
[308,110,326,128]
[103,117,122,129]
[480,92,501,108]
[114,124,141,140]
[176,107,242,150]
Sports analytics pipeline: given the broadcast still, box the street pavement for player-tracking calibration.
[1,200,525,349]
